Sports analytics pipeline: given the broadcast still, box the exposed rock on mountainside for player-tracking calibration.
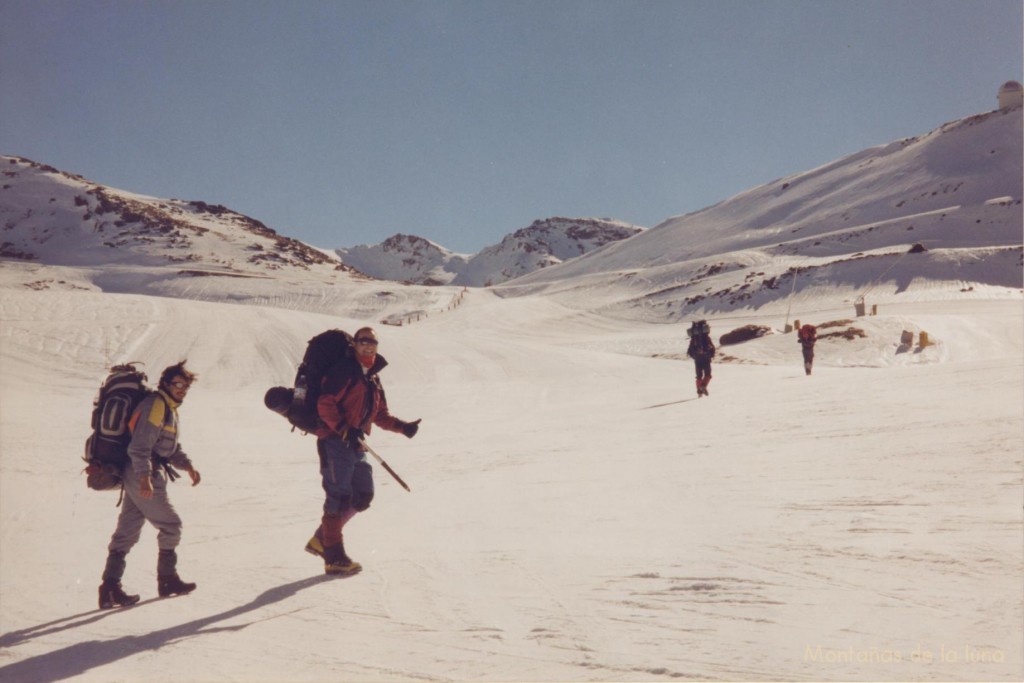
[336,233,469,286]
[335,217,644,286]
[0,155,352,276]
[452,217,643,286]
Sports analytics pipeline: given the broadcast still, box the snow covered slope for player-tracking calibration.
[4,106,1019,319]
[336,233,471,285]
[498,107,1023,321]
[1,157,642,294]
[0,281,1020,682]
[0,156,465,316]
[0,156,352,277]
[451,217,643,286]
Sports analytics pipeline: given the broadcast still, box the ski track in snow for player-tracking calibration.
[0,281,1021,682]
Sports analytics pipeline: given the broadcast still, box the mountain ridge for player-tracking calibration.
[494,106,1022,320]
[2,106,1021,321]
[1,155,642,290]
[336,217,644,287]
[1,155,353,276]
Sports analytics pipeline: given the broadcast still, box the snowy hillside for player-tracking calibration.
[0,156,353,278]
[0,157,642,294]
[498,107,1023,321]
[5,106,1018,319]
[335,218,644,287]
[0,156,466,317]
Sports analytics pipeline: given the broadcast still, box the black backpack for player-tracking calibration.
[83,364,151,490]
[265,329,355,433]
[687,320,710,338]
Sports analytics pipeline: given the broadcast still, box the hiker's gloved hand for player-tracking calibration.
[187,467,201,486]
[139,475,154,499]
[402,419,421,439]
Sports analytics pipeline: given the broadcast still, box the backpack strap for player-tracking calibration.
[152,394,181,483]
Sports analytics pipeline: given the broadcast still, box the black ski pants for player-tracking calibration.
[692,358,712,383]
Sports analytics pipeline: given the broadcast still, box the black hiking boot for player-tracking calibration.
[323,542,362,576]
[98,580,140,609]
[158,573,197,597]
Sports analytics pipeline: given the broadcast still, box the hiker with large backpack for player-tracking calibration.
[97,361,202,609]
[300,326,420,575]
[686,320,716,397]
[798,323,817,376]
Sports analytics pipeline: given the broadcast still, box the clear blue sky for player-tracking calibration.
[2,1,1021,254]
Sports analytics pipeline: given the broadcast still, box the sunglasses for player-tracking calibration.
[170,381,191,390]
[354,337,379,346]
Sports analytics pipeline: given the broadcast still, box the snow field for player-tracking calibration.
[1,285,1021,681]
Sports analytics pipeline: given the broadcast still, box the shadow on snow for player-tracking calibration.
[0,575,334,683]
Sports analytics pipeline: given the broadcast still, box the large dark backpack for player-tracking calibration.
[799,323,817,343]
[265,329,355,434]
[687,319,710,338]
[83,363,151,491]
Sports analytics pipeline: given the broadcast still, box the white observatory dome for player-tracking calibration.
[997,80,1023,109]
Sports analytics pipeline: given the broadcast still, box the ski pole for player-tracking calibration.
[360,440,411,492]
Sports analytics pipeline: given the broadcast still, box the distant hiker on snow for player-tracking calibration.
[686,320,716,397]
[98,361,201,609]
[798,323,817,376]
[305,326,421,575]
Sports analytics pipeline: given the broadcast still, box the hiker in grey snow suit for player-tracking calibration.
[98,361,202,609]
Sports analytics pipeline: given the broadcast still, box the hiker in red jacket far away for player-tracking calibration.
[798,323,817,376]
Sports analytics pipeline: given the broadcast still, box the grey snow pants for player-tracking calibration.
[107,466,183,556]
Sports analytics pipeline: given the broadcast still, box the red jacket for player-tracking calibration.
[315,354,405,440]
[798,325,817,347]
